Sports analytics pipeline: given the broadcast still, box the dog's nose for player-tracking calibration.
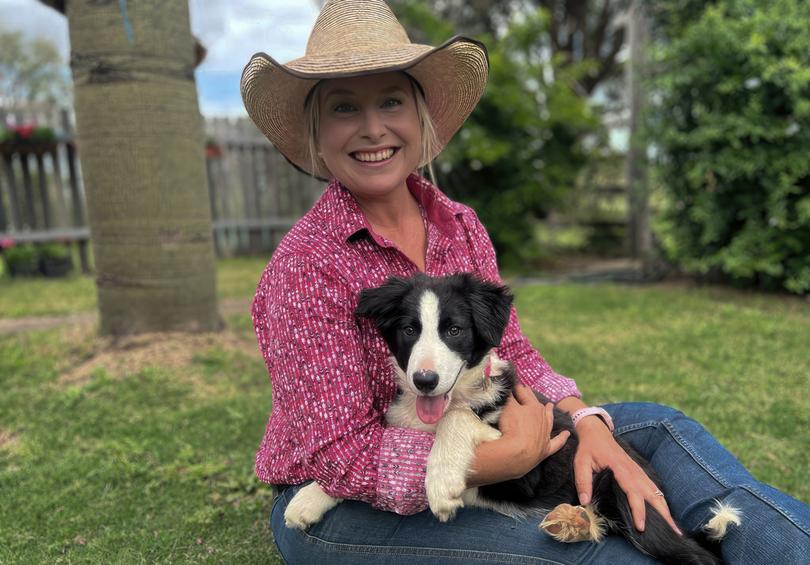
[412,370,439,393]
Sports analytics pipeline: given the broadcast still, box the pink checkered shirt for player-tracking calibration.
[251,173,580,515]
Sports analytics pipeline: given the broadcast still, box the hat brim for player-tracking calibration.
[240,36,489,179]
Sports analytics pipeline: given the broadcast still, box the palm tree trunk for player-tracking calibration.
[65,0,220,335]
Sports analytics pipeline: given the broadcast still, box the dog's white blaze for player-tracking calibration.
[407,290,466,395]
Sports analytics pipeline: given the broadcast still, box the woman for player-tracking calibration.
[241,1,810,563]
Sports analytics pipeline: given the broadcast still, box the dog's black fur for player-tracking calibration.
[357,273,722,565]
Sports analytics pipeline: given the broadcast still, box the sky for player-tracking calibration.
[0,0,320,116]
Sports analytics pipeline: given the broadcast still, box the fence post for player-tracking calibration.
[49,146,70,225]
[19,154,37,229]
[1,155,22,230]
[263,146,278,247]
[35,152,53,229]
[0,165,6,231]
[205,155,222,256]
[62,109,90,273]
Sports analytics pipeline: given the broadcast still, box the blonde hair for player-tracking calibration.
[305,73,439,182]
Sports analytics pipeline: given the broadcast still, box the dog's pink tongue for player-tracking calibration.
[416,394,448,424]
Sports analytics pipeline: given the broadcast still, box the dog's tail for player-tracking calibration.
[593,469,722,565]
[702,499,742,541]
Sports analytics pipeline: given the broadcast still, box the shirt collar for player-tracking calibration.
[327,173,464,244]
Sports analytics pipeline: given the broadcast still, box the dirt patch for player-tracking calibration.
[57,328,261,388]
[0,428,20,452]
[0,312,96,335]
[0,298,252,336]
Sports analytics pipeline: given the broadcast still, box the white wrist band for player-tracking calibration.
[571,407,614,432]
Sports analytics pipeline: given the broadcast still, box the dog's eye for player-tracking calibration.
[403,326,415,336]
[447,326,462,337]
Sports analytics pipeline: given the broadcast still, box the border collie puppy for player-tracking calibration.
[284,273,739,564]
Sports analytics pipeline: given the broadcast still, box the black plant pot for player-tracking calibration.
[40,257,73,278]
[7,260,40,277]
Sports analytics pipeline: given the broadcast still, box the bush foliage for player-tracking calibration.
[393,2,600,267]
[651,0,810,293]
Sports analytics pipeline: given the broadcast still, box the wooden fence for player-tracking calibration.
[0,107,323,269]
[204,117,323,256]
[0,107,91,270]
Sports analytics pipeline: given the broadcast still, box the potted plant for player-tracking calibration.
[2,242,40,277]
[205,137,223,159]
[0,123,57,155]
[38,243,74,277]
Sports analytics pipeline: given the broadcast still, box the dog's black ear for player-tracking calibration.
[462,274,514,347]
[355,276,414,325]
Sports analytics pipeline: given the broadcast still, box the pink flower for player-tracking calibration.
[15,125,35,139]
[0,238,15,249]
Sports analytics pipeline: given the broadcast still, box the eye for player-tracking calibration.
[333,102,356,113]
[382,97,402,108]
[403,326,415,336]
[446,326,462,337]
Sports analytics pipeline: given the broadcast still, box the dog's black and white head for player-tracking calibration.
[356,273,513,425]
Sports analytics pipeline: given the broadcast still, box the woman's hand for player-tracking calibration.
[573,416,682,535]
[468,385,570,487]
[499,385,570,475]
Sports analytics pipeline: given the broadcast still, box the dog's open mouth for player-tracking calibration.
[415,393,449,425]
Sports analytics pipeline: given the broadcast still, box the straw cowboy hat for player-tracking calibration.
[240,0,489,179]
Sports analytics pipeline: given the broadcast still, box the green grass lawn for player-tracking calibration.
[0,257,269,318]
[0,270,808,563]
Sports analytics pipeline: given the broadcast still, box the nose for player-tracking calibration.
[412,370,439,393]
[360,107,386,141]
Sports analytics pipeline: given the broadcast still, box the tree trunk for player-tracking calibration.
[625,0,652,262]
[65,0,220,335]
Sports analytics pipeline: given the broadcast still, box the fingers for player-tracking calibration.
[628,491,646,532]
[512,384,538,405]
[502,393,519,412]
[612,464,647,531]
[613,464,682,534]
[647,489,683,535]
[542,401,554,430]
[574,455,593,506]
[546,430,570,457]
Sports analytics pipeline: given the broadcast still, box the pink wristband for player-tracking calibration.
[571,407,614,432]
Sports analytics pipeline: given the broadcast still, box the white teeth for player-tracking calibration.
[353,148,395,162]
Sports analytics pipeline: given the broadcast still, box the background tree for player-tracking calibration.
[400,0,629,98]
[537,0,629,97]
[0,29,71,107]
[41,0,221,334]
[393,1,601,267]
[649,0,810,294]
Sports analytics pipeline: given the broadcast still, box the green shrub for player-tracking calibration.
[4,244,36,263]
[37,243,71,260]
[651,0,810,293]
[0,125,56,144]
[3,244,39,277]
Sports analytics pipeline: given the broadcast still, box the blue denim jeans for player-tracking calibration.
[269,403,810,564]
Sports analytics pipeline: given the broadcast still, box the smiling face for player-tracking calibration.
[314,72,423,198]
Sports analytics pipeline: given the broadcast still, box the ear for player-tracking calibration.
[461,274,513,347]
[355,276,415,326]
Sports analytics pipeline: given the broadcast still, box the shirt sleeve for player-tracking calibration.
[255,253,433,515]
[460,209,581,402]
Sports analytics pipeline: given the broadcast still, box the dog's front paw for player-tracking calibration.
[426,473,466,522]
[430,492,464,522]
[283,482,342,530]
